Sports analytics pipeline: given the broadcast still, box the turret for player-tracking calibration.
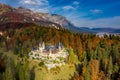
[58,43,62,51]
[49,48,52,56]
[38,42,45,52]
[42,42,45,49]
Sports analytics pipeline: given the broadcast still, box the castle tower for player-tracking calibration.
[58,43,62,51]
[38,42,45,53]
[49,48,52,56]
[42,42,45,49]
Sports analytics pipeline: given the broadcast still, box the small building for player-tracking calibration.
[96,32,110,38]
[28,42,69,70]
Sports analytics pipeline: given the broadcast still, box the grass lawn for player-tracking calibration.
[35,64,75,80]
[29,61,75,80]
[29,60,76,80]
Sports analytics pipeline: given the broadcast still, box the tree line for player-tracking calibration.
[0,23,120,80]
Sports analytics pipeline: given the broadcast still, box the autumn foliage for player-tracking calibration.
[0,23,120,80]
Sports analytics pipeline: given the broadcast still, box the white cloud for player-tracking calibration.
[19,0,50,13]
[90,9,103,14]
[62,6,75,10]
[73,1,79,5]
[20,0,41,5]
[62,1,80,11]
[72,16,120,28]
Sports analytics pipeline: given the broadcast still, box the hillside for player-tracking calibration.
[0,22,120,80]
[0,3,75,30]
[0,3,120,33]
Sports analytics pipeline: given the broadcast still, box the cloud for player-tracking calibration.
[72,16,120,28]
[90,9,103,14]
[73,1,79,5]
[62,6,75,10]
[21,0,39,5]
[19,0,50,13]
[62,1,80,11]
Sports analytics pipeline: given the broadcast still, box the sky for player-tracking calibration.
[0,0,120,28]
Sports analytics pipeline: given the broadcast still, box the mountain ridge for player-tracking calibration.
[0,3,120,33]
[0,3,75,30]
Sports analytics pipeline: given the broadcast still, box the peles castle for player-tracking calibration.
[29,42,69,70]
[29,42,68,59]
[29,42,69,61]
[38,42,63,56]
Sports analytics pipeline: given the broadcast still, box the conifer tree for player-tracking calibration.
[107,56,113,79]
[85,65,90,80]
[4,57,15,80]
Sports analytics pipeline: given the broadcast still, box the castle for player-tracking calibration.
[38,42,63,55]
[28,42,69,70]
[29,42,68,59]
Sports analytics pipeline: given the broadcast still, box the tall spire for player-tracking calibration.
[42,42,45,49]
[49,48,52,56]
[38,42,44,52]
[59,42,62,51]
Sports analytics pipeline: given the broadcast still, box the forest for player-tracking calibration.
[0,23,120,80]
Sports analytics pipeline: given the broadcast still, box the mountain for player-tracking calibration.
[91,28,120,33]
[0,3,120,33]
[0,3,14,15]
[0,3,75,30]
[76,27,120,33]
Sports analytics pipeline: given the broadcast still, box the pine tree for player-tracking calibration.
[4,57,15,80]
[107,56,113,79]
[19,65,25,80]
[4,67,15,80]
[83,52,87,67]
[85,65,90,80]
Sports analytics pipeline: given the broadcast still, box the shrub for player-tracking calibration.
[39,61,44,66]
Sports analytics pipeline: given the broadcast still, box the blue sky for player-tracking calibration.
[0,0,120,28]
